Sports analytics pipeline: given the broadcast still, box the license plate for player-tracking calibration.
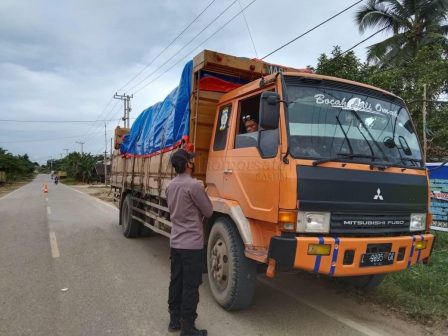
[360,252,395,267]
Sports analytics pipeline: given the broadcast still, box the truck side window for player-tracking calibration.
[213,105,231,151]
[234,94,261,149]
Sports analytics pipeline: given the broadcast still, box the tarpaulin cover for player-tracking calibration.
[120,61,193,157]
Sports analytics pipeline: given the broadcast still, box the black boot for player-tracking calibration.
[168,311,181,332]
[180,321,207,336]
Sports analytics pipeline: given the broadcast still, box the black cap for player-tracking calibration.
[170,149,196,171]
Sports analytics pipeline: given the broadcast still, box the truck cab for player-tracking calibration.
[205,70,433,287]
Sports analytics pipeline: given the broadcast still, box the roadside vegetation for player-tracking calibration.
[367,231,448,324]
[315,0,448,160]
[314,0,448,324]
[47,152,105,184]
[0,147,38,183]
[0,147,38,197]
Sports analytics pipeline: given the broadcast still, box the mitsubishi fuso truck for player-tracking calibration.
[111,50,434,310]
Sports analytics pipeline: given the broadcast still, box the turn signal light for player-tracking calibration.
[278,211,297,232]
[279,211,297,223]
[415,240,427,250]
[307,244,331,256]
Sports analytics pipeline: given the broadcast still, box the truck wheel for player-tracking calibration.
[120,194,140,238]
[343,274,386,289]
[207,217,256,311]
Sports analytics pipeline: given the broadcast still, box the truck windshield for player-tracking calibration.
[284,78,423,168]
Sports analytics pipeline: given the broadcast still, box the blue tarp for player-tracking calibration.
[120,61,193,156]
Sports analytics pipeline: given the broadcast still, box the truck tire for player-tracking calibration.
[120,194,140,238]
[343,274,386,289]
[207,217,256,311]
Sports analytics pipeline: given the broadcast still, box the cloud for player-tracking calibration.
[0,0,387,163]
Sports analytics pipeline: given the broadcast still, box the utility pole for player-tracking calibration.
[110,137,113,157]
[104,124,108,186]
[113,92,133,128]
[63,148,70,156]
[76,141,85,155]
[422,84,427,162]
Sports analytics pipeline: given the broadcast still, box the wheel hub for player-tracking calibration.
[211,238,229,288]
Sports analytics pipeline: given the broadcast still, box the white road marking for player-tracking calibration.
[49,232,60,258]
[0,184,29,201]
[47,206,51,215]
[45,197,48,202]
[259,278,385,336]
[67,185,118,211]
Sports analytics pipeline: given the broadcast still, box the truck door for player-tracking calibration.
[222,92,280,223]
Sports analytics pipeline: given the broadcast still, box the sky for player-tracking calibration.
[0,0,388,164]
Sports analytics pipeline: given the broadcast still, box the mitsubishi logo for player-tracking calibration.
[373,188,384,201]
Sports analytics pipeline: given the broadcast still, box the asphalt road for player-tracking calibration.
[0,175,432,336]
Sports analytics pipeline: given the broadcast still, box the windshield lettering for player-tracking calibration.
[314,93,398,117]
[286,80,423,168]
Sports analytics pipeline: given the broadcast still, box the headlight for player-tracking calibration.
[297,211,330,233]
[410,213,426,231]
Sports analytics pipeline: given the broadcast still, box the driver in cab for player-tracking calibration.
[242,114,258,133]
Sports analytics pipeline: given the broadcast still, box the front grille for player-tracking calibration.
[331,212,410,235]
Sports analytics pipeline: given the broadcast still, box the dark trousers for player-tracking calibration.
[168,248,203,324]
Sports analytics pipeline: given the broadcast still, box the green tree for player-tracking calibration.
[316,46,368,81]
[355,0,448,66]
[315,46,448,160]
[367,47,448,159]
[61,152,99,183]
[0,148,35,182]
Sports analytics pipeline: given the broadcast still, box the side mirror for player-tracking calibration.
[259,91,280,130]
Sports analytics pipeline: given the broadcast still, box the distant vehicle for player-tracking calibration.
[111,50,434,310]
[54,175,59,185]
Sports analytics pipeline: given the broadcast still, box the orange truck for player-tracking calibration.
[111,50,434,310]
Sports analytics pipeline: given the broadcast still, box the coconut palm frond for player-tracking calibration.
[356,0,399,33]
[357,0,448,65]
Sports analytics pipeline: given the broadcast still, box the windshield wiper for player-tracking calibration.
[312,153,383,166]
[348,109,389,162]
[335,115,354,155]
[394,157,423,167]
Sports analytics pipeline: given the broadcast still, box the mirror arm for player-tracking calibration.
[282,148,289,164]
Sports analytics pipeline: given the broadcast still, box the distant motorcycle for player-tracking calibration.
[54,176,59,185]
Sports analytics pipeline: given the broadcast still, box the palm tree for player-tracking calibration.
[356,0,448,66]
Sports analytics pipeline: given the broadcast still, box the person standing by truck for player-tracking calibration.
[166,149,213,336]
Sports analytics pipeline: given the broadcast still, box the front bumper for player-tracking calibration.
[268,234,434,276]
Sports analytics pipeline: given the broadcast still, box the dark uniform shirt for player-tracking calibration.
[166,173,213,249]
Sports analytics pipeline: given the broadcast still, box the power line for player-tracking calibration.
[133,0,258,95]
[0,118,123,123]
[238,0,258,58]
[116,0,217,93]
[333,26,389,62]
[128,0,240,93]
[0,129,117,144]
[77,99,122,142]
[321,25,390,67]
[261,0,364,60]
[81,103,124,142]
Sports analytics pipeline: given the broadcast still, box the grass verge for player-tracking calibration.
[61,177,80,185]
[0,177,34,198]
[365,231,448,324]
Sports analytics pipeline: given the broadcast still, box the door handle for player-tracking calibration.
[223,169,233,174]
